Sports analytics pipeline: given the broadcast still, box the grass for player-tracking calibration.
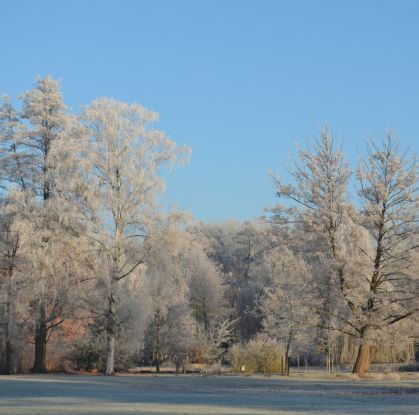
[0,372,418,414]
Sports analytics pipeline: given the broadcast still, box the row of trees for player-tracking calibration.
[0,77,418,376]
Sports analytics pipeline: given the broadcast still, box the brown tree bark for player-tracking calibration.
[352,343,370,375]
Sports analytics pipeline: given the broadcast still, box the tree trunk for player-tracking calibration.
[4,338,12,375]
[106,333,115,375]
[105,295,116,375]
[352,343,370,375]
[153,308,162,374]
[1,269,15,375]
[282,331,292,376]
[3,284,13,374]
[32,305,47,373]
[31,161,51,375]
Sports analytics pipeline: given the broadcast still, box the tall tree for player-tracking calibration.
[349,133,419,374]
[270,127,352,369]
[18,76,79,373]
[271,128,419,375]
[75,97,189,375]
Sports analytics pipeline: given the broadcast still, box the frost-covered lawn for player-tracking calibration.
[0,373,419,414]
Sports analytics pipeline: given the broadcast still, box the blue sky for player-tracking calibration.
[2,0,419,221]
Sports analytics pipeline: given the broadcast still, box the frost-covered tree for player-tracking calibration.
[0,96,28,190]
[75,97,189,375]
[195,316,236,369]
[271,128,419,375]
[187,244,225,331]
[142,223,225,372]
[270,127,351,368]
[348,133,419,374]
[191,221,278,340]
[164,304,198,372]
[142,224,192,372]
[259,248,319,375]
[0,78,82,373]
[19,76,68,199]
[0,202,20,374]
[0,96,26,374]
[18,76,82,373]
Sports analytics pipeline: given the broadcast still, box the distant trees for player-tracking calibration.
[141,224,229,372]
[260,248,318,374]
[142,225,195,373]
[191,221,279,341]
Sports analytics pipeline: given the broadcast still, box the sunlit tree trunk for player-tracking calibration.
[352,343,370,375]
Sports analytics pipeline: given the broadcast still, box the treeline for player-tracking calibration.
[0,77,418,376]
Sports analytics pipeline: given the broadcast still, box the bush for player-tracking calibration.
[229,335,284,374]
[72,337,106,372]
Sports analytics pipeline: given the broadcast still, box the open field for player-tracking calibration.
[0,373,419,414]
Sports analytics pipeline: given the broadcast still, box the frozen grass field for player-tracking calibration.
[1,374,419,415]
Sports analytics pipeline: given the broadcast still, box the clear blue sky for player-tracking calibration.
[2,0,419,221]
